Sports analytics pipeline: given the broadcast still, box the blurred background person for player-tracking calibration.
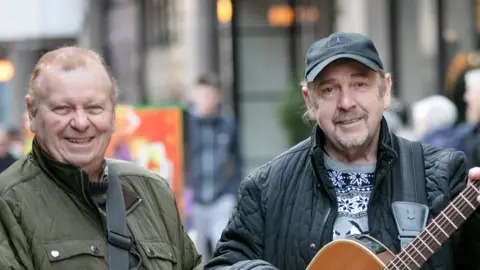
[412,95,460,146]
[7,126,24,159]
[464,68,480,167]
[383,97,416,140]
[419,68,480,159]
[0,126,16,173]
[185,74,242,263]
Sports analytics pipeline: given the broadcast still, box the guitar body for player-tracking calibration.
[307,234,395,270]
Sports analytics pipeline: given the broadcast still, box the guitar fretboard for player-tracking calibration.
[385,180,480,270]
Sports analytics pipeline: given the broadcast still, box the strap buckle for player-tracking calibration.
[107,230,132,250]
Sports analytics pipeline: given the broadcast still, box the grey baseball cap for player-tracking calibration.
[304,32,384,82]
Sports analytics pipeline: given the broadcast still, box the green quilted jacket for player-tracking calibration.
[0,139,201,270]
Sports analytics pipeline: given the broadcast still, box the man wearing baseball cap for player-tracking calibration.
[205,32,480,269]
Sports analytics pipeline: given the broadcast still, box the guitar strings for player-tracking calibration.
[385,182,480,270]
[388,184,479,269]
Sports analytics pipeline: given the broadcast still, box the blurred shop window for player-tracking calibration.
[143,0,177,46]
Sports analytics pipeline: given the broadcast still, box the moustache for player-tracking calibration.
[334,112,364,122]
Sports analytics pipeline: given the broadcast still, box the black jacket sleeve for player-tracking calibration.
[204,173,278,270]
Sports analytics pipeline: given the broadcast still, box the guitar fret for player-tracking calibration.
[432,219,449,237]
[395,255,413,270]
[451,203,466,220]
[426,228,442,245]
[470,183,480,196]
[417,236,434,254]
[410,243,427,261]
[441,212,458,229]
[385,263,401,270]
[460,193,476,210]
[403,251,420,268]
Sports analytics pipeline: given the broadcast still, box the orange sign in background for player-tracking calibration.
[23,105,186,216]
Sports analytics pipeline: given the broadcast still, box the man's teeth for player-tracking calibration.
[68,139,90,143]
[340,119,359,124]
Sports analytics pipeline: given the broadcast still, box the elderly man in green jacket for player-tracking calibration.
[0,46,201,270]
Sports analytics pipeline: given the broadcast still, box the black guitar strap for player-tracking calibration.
[391,137,430,250]
[106,165,132,270]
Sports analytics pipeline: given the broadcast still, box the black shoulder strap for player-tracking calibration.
[394,137,427,204]
[106,166,131,270]
[392,137,429,250]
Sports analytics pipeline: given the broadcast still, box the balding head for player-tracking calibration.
[27,46,118,111]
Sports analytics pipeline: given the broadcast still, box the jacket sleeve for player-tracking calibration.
[0,197,32,269]
[204,175,278,270]
[446,151,480,268]
[153,175,201,270]
[176,200,202,270]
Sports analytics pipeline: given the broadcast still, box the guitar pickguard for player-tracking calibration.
[346,234,387,255]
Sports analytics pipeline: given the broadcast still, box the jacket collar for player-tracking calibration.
[30,137,90,199]
[311,117,398,170]
[30,138,140,211]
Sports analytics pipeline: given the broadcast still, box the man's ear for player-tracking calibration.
[302,85,316,120]
[382,73,392,110]
[25,95,38,133]
[302,86,310,104]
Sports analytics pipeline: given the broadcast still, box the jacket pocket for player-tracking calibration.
[44,239,106,269]
[137,241,177,269]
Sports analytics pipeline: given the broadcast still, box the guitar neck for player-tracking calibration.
[386,181,480,269]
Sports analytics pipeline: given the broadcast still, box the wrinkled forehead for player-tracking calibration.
[36,65,112,103]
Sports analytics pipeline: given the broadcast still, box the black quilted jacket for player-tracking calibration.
[205,119,480,270]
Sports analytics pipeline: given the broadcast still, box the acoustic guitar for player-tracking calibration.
[306,181,480,270]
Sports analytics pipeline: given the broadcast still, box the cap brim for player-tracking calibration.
[306,54,381,82]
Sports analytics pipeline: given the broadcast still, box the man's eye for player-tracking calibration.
[322,87,335,94]
[88,106,104,114]
[53,106,71,115]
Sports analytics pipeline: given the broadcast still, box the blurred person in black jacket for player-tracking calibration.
[0,126,16,173]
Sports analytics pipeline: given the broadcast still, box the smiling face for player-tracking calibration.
[26,48,116,175]
[303,59,392,151]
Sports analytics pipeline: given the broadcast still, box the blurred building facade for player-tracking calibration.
[0,0,478,174]
[0,0,84,128]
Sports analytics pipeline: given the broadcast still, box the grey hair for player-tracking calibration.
[299,79,315,123]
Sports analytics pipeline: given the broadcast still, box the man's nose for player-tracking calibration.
[70,110,90,131]
[337,89,356,110]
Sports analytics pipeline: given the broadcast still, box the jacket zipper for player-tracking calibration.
[366,153,393,236]
[309,157,337,245]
